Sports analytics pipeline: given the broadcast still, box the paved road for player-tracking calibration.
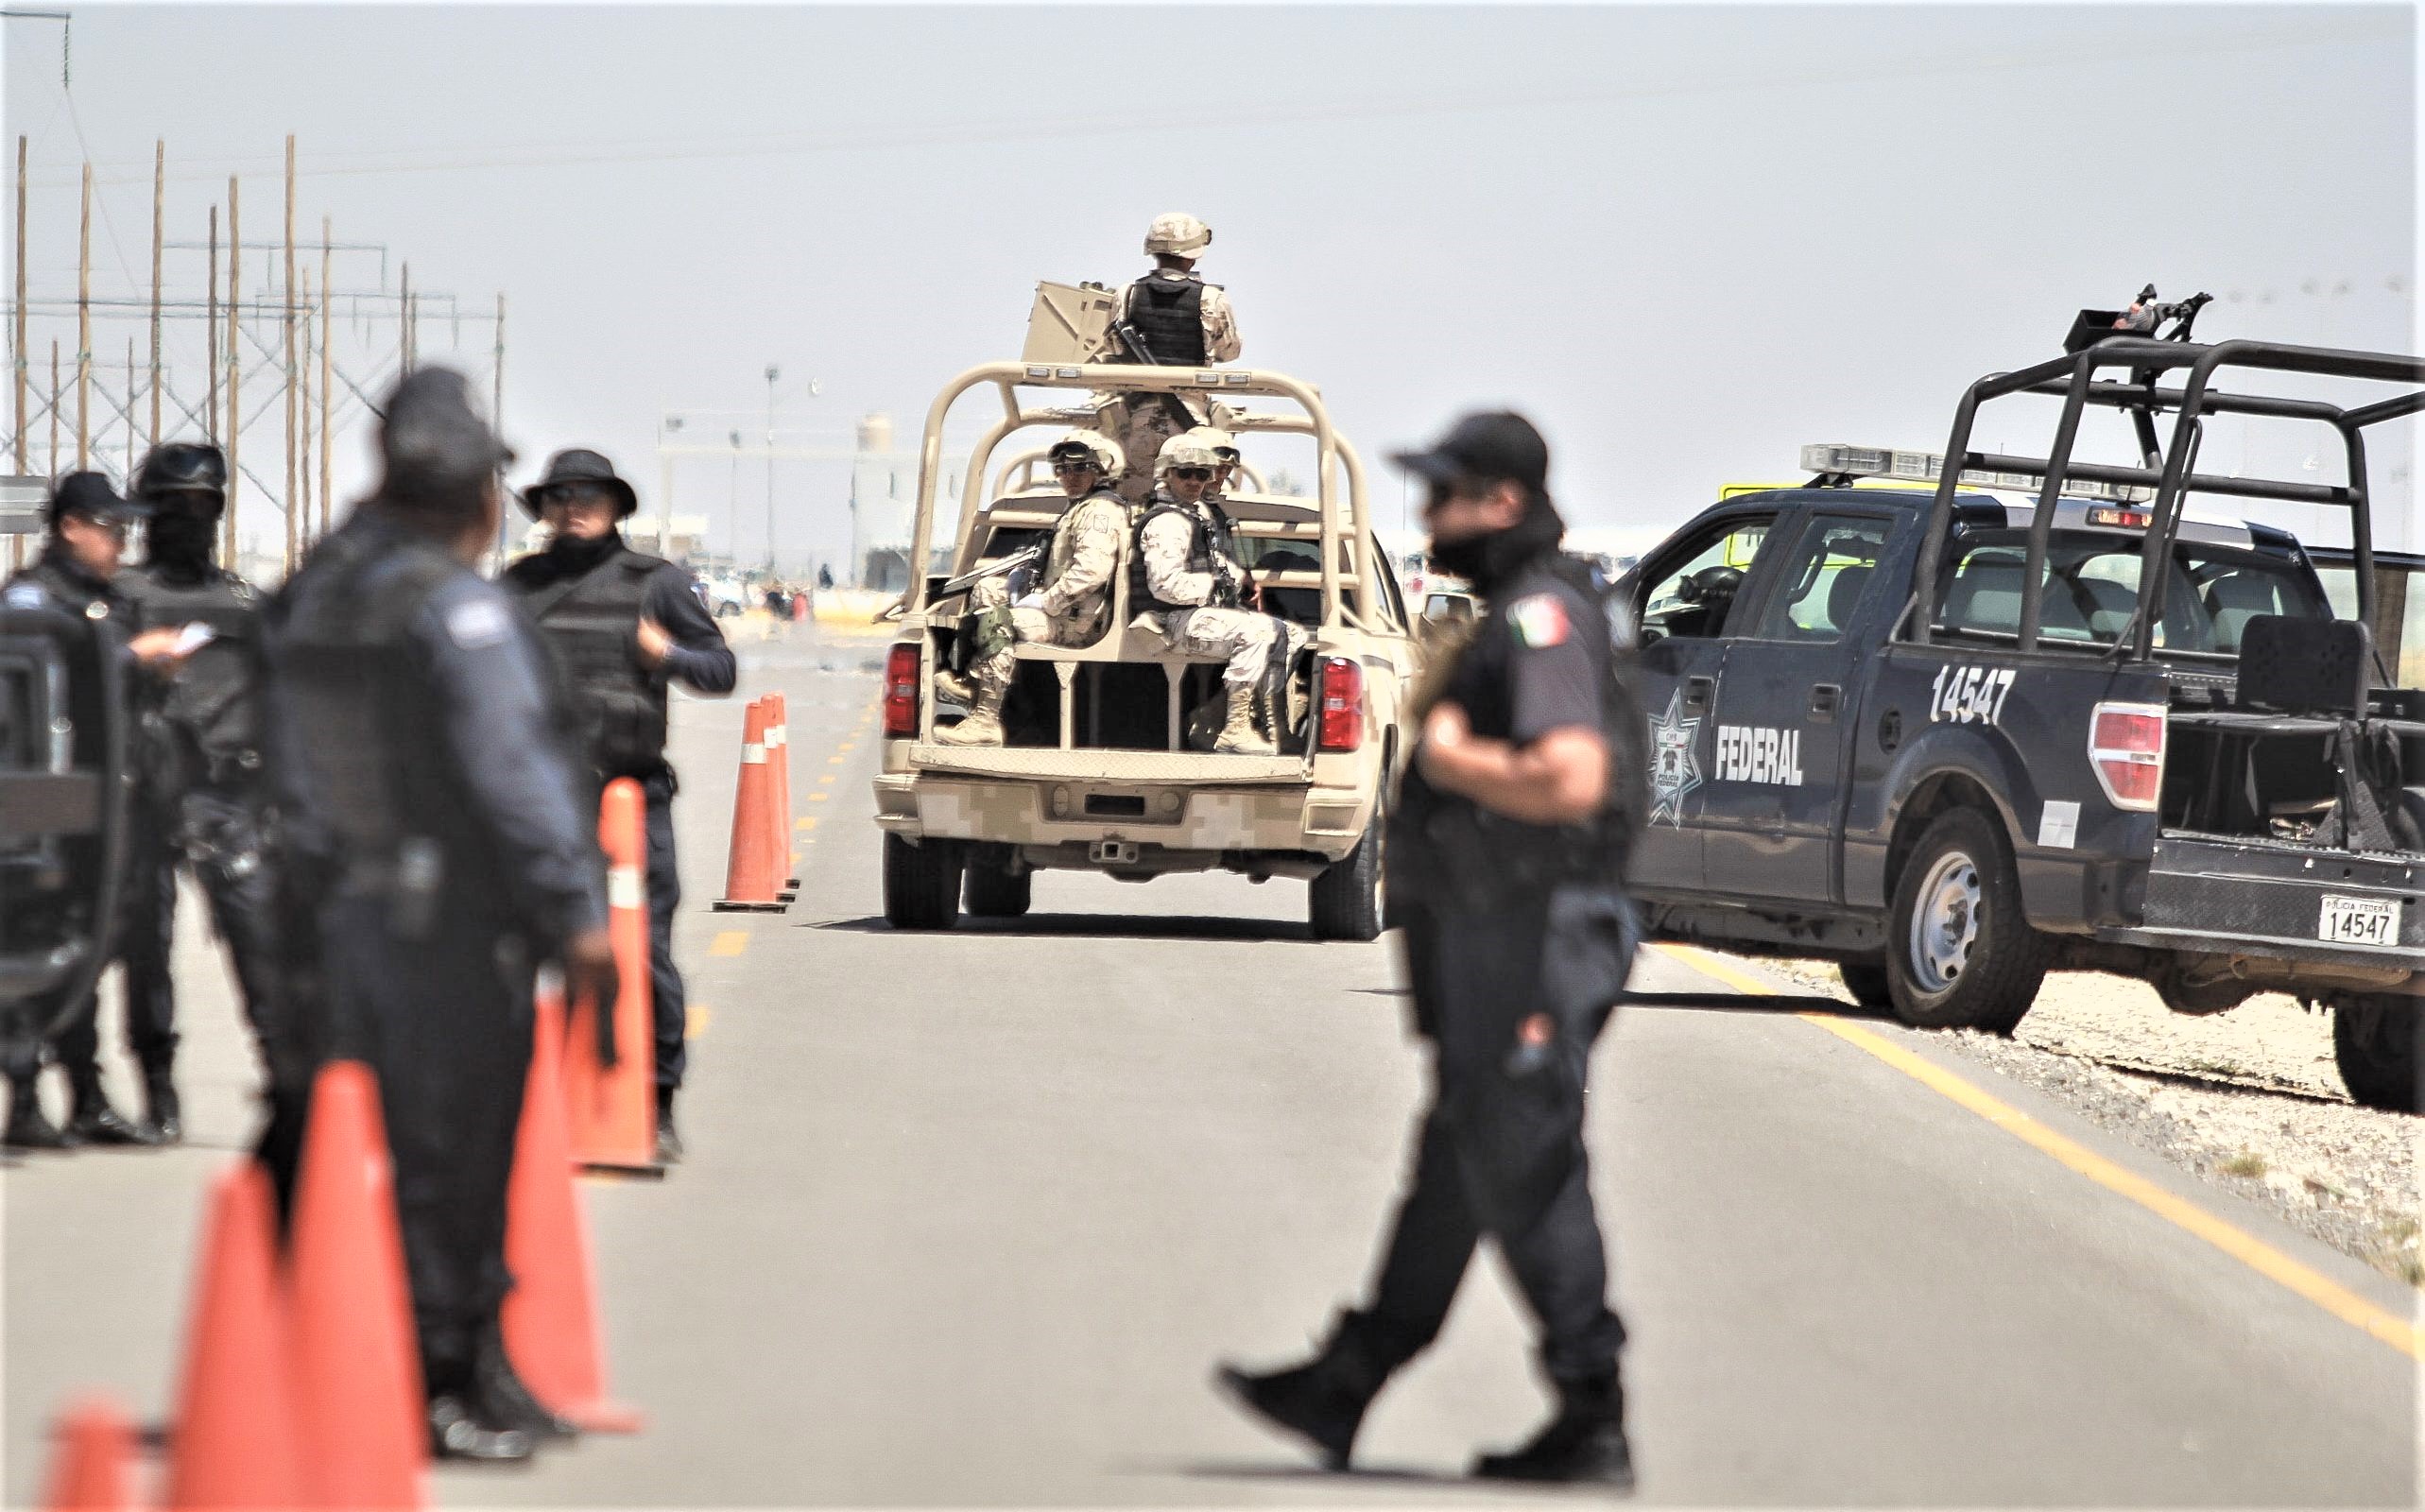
[6,627,2416,1506]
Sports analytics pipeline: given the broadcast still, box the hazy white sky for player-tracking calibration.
[6,3,2416,571]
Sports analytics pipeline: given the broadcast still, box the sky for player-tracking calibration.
[5,3,2417,576]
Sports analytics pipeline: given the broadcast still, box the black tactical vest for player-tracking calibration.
[506,546,667,781]
[125,566,261,788]
[1129,498,1243,614]
[1126,273,1209,366]
[269,519,493,919]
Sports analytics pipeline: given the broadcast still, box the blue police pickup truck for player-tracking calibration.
[1617,328,2425,1110]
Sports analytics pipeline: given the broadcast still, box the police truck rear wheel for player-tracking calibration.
[1310,805,1385,942]
[964,851,1033,919]
[2332,998,2421,1113]
[883,835,962,930]
[1885,808,2050,1033]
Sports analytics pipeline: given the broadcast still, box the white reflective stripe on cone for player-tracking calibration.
[608,866,645,911]
[742,744,767,764]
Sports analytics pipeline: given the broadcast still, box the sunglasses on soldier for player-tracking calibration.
[1171,467,1213,482]
[1051,457,1096,474]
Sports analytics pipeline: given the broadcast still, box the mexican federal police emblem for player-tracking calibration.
[1647,686,1702,827]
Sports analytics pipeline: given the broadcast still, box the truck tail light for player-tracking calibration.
[1316,657,1364,752]
[2089,701,2166,811]
[883,644,921,738]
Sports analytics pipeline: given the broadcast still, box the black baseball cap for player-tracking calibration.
[45,471,151,526]
[1390,411,1550,494]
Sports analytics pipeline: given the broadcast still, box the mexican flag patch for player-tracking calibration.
[1509,593,1570,648]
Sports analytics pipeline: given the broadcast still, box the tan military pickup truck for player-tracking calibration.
[871,360,1419,937]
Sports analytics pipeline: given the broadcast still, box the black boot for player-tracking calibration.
[4,1074,71,1151]
[64,1069,152,1147]
[1215,1315,1394,1470]
[473,1322,577,1441]
[143,1065,182,1145]
[1471,1373,1634,1487]
[426,1356,537,1464]
[654,1086,683,1165]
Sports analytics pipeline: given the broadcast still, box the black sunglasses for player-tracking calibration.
[1171,467,1213,482]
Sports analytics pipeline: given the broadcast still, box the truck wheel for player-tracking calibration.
[882,835,962,930]
[1836,959,1894,1009]
[2332,998,2420,1113]
[964,851,1033,919]
[1310,802,1385,942]
[1885,807,2052,1033]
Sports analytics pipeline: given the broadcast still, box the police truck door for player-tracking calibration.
[1700,510,1891,902]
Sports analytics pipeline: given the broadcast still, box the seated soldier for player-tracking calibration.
[934,429,1130,747]
[1132,434,1305,755]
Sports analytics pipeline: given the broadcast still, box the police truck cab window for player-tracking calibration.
[1639,518,1771,641]
[1935,530,2330,655]
[1749,516,1889,642]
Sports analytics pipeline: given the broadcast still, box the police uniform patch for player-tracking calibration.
[1509,593,1569,648]
[3,582,44,608]
[443,597,511,650]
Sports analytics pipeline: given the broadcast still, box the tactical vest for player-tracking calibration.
[1129,497,1243,614]
[126,566,261,787]
[270,519,494,923]
[1126,273,1209,367]
[508,547,667,780]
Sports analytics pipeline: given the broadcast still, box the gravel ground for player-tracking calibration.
[1746,956,2424,1286]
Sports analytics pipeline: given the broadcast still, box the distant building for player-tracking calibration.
[850,412,966,591]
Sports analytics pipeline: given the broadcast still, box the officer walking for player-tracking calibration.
[1105,213,1242,504]
[116,443,283,1144]
[2,472,188,1150]
[1133,433,1302,754]
[501,448,734,1164]
[1219,412,1648,1486]
[261,369,616,1461]
[932,429,1129,747]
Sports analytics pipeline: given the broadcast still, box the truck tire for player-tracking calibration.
[2332,998,2420,1113]
[1310,802,1385,942]
[1885,807,2052,1033]
[964,850,1033,919]
[1836,959,1894,1009]
[883,834,962,930]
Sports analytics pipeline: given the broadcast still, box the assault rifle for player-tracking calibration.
[935,544,1043,600]
[1110,319,1202,433]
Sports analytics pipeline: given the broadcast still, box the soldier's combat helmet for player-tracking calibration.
[1155,434,1220,476]
[1182,425,1240,463]
[132,442,229,509]
[1144,213,1212,261]
[1050,428,1126,482]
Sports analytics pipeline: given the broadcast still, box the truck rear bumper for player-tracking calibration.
[871,770,1368,865]
[2101,834,2423,987]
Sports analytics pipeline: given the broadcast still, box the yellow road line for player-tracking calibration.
[828,755,846,765]
[796,816,818,832]
[837,742,855,752]
[709,931,748,957]
[817,774,834,785]
[687,1004,714,1037]
[1654,942,2422,1361]
[808,792,829,803]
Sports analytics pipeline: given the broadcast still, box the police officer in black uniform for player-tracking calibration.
[1219,412,1647,1486]
[115,443,283,1144]
[2,472,187,1150]
[500,448,734,1165]
[262,369,616,1462]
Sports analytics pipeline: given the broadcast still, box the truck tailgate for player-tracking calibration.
[2137,834,2424,967]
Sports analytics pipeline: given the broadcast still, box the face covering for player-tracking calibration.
[546,528,621,571]
[145,508,220,576]
[1429,491,1567,593]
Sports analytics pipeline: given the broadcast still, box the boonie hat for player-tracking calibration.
[521,447,639,521]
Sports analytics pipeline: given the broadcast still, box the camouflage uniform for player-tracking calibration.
[1106,215,1242,505]
[962,488,1128,698]
[1139,500,1298,696]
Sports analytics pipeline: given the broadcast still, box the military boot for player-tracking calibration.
[427,1395,537,1463]
[143,1065,182,1145]
[4,1073,71,1151]
[1471,1373,1634,1487]
[65,1068,153,1147]
[1212,682,1277,756]
[473,1321,578,1441]
[1214,1316,1395,1470]
[936,683,1006,747]
[932,668,976,707]
[654,1085,684,1165]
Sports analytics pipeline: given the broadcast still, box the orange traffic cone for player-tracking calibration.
[564,779,659,1173]
[166,1162,306,1509]
[40,1397,138,1512]
[765,693,798,893]
[714,696,785,911]
[287,1061,425,1509]
[505,986,645,1433]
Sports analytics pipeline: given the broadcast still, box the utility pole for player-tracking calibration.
[10,136,23,571]
[283,135,298,572]
[205,203,217,442]
[75,162,89,469]
[319,217,334,536]
[224,177,240,561]
[765,364,780,574]
[149,140,163,447]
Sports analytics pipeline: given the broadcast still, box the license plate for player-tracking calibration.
[2318,894,2399,947]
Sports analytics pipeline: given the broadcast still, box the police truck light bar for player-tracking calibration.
[1799,444,2157,507]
